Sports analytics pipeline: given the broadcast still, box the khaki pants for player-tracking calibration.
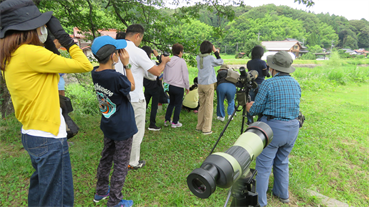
[129,100,146,166]
[196,83,215,133]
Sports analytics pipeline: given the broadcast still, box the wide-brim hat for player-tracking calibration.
[267,51,295,73]
[91,36,127,60]
[219,64,229,70]
[0,0,53,38]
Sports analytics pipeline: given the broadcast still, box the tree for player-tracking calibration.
[0,73,13,118]
[358,26,369,48]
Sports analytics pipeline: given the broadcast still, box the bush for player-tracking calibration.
[65,83,100,115]
[299,52,316,60]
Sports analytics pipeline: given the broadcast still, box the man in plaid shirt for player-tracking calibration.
[246,51,301,207]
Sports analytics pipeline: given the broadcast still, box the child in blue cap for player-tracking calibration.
[91,35,136,207]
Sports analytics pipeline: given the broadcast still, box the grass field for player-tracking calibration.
[219,53,369,66]
[1,64,369,206]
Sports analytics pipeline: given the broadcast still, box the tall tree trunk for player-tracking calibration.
[0,72,13,118]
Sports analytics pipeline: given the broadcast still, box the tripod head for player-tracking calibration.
[236,67,259,107]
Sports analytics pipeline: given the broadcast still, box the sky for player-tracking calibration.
[166,0,369,21]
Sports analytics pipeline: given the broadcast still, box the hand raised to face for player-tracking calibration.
[118,49,130,66]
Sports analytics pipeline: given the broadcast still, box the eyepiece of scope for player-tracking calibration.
[187,164,218,198]
[187,122,273,199]
[239,66,247,77]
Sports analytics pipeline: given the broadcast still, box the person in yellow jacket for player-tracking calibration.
[0,0,93,206]
[182,77,199,113]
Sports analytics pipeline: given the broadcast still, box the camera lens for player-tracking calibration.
[192,178,206,194]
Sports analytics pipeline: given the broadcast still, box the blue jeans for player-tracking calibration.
[22,134,74,207]
[255,116,299,207]
[216,83,236,118]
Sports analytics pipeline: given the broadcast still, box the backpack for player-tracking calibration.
[225,69,240,84]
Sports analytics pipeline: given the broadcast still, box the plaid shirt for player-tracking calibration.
[249,73,301,121]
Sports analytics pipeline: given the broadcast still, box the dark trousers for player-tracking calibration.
[144,87,161,127]
[165,85,184,124]
[96,136,133,207]
[183,103,199,111]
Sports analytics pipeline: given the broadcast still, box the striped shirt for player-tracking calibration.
[249,73,301,121]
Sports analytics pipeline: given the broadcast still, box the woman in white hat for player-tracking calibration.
[0,0,93,206]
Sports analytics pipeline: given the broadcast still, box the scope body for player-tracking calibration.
[187,122,273,199]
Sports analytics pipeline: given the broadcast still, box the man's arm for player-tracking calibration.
[248,83,269,115]
[147,55,170,76]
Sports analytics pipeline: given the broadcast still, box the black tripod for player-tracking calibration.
[224,169,259,207]
[207,70,260,206]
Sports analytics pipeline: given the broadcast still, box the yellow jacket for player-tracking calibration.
[183,88,199,109]
[4,44,93,135]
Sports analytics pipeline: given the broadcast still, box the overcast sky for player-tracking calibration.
[167,0,369,21]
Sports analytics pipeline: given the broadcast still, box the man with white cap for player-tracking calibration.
[246,51,301,206]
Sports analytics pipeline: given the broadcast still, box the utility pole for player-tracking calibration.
[258,31,260,41]
[236,43,238,53]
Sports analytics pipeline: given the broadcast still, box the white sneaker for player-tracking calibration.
[171,122,183,128]
[228,115,233,120]
[164,120,170,127]
[217,116,225,122]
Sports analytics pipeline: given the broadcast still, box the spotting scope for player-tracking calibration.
[187,122,273,199]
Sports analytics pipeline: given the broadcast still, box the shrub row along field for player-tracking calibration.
[1,63,368,206]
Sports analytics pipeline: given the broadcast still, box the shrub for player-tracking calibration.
[65,83,100,115]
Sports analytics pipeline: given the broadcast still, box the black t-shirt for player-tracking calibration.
[91,67,138,141]
[247,59,267,85]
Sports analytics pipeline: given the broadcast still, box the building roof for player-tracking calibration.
[261,41,301,51]
[355,49,369,53]
[73,27,117,39]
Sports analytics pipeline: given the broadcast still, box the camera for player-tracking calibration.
[238,67,258,86]
[158,51,170,63]
[187,122,273,199]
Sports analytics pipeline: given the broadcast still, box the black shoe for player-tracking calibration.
[273,193,290,204]
[148,125,161,131]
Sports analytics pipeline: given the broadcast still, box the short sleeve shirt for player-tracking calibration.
[91,67,138,140]
[116,41,155,102]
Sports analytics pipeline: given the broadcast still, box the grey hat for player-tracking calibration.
[266,51,295,73]
[0,0,53,38]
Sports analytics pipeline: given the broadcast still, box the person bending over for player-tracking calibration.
[182,77,199,113]
[216,64,237,122]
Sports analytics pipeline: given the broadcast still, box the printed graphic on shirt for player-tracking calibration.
[96,92,116,118]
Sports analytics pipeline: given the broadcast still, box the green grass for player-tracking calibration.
[1,65,369,206]
[219,53,369,66]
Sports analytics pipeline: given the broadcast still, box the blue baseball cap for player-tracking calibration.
[91,36,127,60]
